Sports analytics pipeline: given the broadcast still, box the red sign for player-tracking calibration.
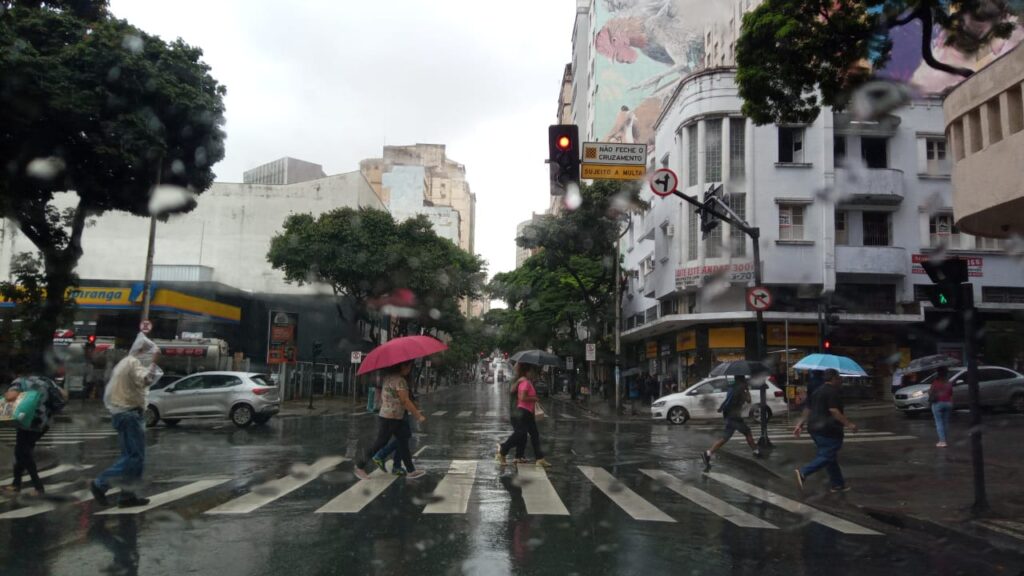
[267,310,298,365]
[912,254,983,278]
[53,329,75,346]
[746,286,773,311]
[160,346,207,357]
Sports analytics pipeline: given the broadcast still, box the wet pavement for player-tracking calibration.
[2,382,1023,576]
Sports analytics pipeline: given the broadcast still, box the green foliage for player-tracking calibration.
[0,252,74,352]
[736,0,1021,125]
[267,207,486,335]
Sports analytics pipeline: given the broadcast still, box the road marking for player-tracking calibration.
[763,436,916,445]
[414,445,429,457]
[316,470,398,514]
[432,411,448,417]
[728,432,897,442]
[705,472,881,535]
[975,520,1024,541]
[484,411,498,417]
[423,460,477,514]
[0,464,92,486]
[348,411,368,416]
[457,411,472,418]
[205,456,346,514]
[1,441,86,446]
[0,432,116,437]
[640,470,776,529]
[517,465,569,516]
[559,414,577,420]
[578,466,675,523]
[0,487,121,519]
[96,479,230,515]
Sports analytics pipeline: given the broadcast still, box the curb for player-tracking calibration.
[860,506,1024,555]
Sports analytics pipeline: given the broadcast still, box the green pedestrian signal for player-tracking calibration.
[939,293,948,305]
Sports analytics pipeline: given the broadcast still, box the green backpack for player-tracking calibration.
[12,390,44,430]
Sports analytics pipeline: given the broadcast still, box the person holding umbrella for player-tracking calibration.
[352,336,446,481]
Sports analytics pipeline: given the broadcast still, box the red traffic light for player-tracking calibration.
[823,339,832,351]
[87,335,96,344]
[556,135,571,151]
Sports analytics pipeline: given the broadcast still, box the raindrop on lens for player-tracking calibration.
[26,157,65,181]
[564,184,583,211]
[429,308,442,320]
[122,34,144,54]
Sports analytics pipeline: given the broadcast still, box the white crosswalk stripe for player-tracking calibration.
[206,456,346,514]
[0,464,92,486]
[559,414,576,420]
[578,466,675,523]
[457,411,472,418]
[706,472,881,535]
[517,465,569,516]
[316,469,398,514]
[431,411,448,416]
[0,486,120,519]
[484,411,498,417]
[96,479,230,516]
[423,460,477,514]
[640,470,777,529]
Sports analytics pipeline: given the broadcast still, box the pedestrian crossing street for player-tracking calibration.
[0,457,881,535]
[0,427,118,448]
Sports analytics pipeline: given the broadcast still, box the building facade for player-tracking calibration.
[242,157,327,185]
[620,68,1024,392]
[384,165,461,245]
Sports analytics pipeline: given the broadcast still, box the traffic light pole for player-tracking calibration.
[672,188,770,447]
[962,284,989,514]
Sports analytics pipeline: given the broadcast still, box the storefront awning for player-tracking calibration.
[1,284,240,323]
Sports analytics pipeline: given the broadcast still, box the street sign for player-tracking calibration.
[581,142,647,181]
[565,357,574,370]
[139,320,152,334]
[649,168,678,197]
[585,343,596,362]
[350,351,362,364]
[746,286,773,311]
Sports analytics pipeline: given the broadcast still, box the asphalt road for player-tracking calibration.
[0,382,1021,576]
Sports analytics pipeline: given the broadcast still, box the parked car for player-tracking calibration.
[893,366,1024,416]
[150,373,185,391]
[145,371,280,428]
[651,376,788,425]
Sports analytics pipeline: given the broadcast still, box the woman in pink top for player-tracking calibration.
[930,367,954,447]
[496,363,550,467]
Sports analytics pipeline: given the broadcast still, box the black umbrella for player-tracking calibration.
[905,354,958,373]
[708,360,770,378]
[510,349,562,368]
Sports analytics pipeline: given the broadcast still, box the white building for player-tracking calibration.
[620,67,1024,388]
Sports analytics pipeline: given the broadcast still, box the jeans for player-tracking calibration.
[95,410,146,496]
[931,401,953,443]
[500,408,543,459]
[363,417,414,473]
[375,414,413,469]
[12,428,46,492]
[800,434,845,488]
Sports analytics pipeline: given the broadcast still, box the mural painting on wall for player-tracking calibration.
[593,0,729,152]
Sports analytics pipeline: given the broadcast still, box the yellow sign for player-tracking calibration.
[767,324,819,347]
[676,330,696,352]
[709,327,746,349]
[1,285,240,323]
[581,164,646,181]
[645,341,658,359]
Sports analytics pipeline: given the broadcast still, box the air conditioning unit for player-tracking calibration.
[666,225,676,237]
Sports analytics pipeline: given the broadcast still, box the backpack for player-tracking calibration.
[44,379,67,414]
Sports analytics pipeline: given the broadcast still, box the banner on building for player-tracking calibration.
[912,254,983,278]
[675,330,696,352]
[676,262,755,288]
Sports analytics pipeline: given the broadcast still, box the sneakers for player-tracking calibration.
[406,470,426,479]
[535,458,552,468]
[701,451,712,472]
[936,441,948,448]
[752,448,762,458]
[513,458,530,464]
[89,482,109,507]
[372,457,387,472]
[353,468,371,481]
[830,485,851,493]
[794,470,805,491]
[392,467,407,477]
[495,443,507,465]
[117,495,150,508]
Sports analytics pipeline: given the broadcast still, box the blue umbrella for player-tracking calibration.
[793,353,868,377]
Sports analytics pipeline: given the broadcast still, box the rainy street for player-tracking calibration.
[2,382,1022,576]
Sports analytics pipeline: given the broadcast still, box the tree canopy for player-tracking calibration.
[0,1,227,368]
[736,0,1022,125]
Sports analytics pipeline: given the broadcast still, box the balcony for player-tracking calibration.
[835,245,907,276]
[836,168,905,205]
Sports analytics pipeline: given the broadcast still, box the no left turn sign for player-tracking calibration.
[649,168,678,197]
[746,286,772,311]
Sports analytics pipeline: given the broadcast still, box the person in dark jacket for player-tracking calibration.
[701,375,761,470]
[2,363,67,496]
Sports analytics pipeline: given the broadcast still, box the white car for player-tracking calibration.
[650,376,789,425]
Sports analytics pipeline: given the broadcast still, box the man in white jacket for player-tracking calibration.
[90,333,162,508]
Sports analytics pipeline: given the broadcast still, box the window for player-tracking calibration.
[706,219,723,258]
[834,136,846,165]
[983,286,1024,304]
[863,212,891,246]
[924,138,950,176]
[729,118,745,181]
[861,137,888,168]
[645,305,658,323]
[778,127,804,163]
[173,376,204,391]
[1008,85,1024,135]
[728,193,746,256]
[977,235,1006,251]
[835,283,896,313]
[951,120,966,161]
[986,97,1003,145]
[968,108,983,154]
[203,375,242,389]
[705,118,722,182]
[687,124,698,186]
[980,368,1016,382]
[660,298,679,317]
[929,214,962,249]
[835,211,848,245]
[688,206,698,260]
[778,204,805,240]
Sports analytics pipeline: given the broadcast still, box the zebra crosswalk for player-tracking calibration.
[0,458,883,536]
[0,428,118,448]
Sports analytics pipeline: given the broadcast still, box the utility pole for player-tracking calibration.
[613,213,632,414]
[140,163,162,326]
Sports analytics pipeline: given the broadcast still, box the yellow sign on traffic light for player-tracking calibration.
[581,163,646,181]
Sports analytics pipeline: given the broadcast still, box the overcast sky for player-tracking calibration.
[109,0,576,283]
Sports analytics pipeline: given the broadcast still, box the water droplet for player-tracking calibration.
[122,34,144,54]
[429,308,442,320]
[564,184,583,211]
[25,157,65,181]
[148,185,196,216]
[106,66,121,82]
[171,159,186,176]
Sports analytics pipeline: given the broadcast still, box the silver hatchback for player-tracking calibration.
[146,372,281,428]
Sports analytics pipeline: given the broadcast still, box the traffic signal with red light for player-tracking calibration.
[548,124,579,196]
[823,339,832,351]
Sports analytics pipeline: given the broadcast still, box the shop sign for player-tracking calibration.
[676,330,696,352]
[660,343,672,357]
[645,341,658,359]
[912,254,982,278]
[676,261,755,288]
[267,310,298,365]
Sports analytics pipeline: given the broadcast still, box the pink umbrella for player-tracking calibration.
[357,335,448,375]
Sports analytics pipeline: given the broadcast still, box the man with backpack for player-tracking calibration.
[2,358,68,496]
[701,375,761,471]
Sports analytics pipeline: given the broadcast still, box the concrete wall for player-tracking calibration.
[384,165,461,245]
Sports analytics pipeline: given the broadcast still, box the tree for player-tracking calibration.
[0,1,227,368]
[736,0,1022,125]
[267,207,486,338]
